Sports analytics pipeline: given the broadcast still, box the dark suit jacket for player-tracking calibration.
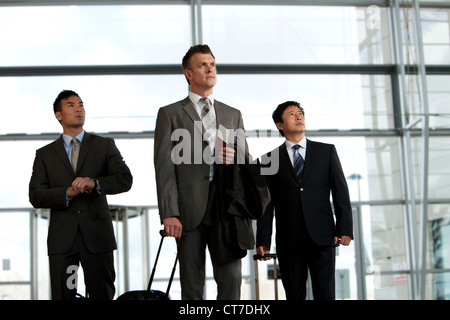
[257,139,353,255]
[29,132,133,255]
[154,97,268,261]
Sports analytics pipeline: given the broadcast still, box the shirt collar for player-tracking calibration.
[189,91,214,107]
[285,136,307,150]
[63,131,85,147]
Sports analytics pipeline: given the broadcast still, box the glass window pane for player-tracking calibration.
[0,75,188,135]
[401,8,450,65]
[367,205,410,299]
[36,211,50,300]
[203,5,391,65]
[427,75,450,130]
[108,139,156,207]
[429,138,450,199]
[0,5,191,66]
[421,8,450,65]
[0,211,31,299]
[215,74,394,132]
[0,141,45,208]
[410,137,450,200]
[429,213,450,299]
[0,138,155,208]
[427,272,450,300]
[365,137,403,201]
[248,136,401,203]
[1,73,393,135]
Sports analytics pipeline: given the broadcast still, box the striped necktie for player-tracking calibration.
[292,144,304,183]
[200,97,216,181]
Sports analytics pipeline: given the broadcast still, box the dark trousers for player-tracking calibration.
[48,231,115,300]
[278,238,336,300]
[178,223,242,300]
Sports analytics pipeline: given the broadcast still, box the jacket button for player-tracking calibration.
[300,188,304,191]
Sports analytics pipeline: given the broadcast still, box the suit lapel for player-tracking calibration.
[76,132,93,175]
[181,97,205,143]
[181,97,201,123]
[214,101,224,129]
[302,139,314,183]
[53,135,74,175]
[278,143,298,184]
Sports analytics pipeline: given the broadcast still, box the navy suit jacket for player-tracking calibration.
[257,139,353,255]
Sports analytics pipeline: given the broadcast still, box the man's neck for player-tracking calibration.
[285,133,305,145]
[63,127,84,138]
[190,87,213,98]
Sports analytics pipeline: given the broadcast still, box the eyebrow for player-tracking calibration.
[65,101,83,106]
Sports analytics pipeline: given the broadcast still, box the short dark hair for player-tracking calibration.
[53,90,81,114]
[182,44,215,84]
[272,101,304,137]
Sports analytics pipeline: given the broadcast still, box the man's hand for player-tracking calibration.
[218,147,235,166]
[67,177,96,197]
[163,217,183,239]
[334,235,352,246]
[256,245,272,261]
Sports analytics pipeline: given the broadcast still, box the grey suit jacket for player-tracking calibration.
[29,132,133,255]
[154,96,248,232]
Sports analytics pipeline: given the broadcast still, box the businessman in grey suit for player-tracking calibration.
[256,101,353,300]
[29,90,133,299]
[154,45,262,300]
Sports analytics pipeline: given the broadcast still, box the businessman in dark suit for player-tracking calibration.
[29,90,133,300]
[154,45,267,300]
[256,101,353,300]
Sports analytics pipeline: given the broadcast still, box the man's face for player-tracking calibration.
[55,95,85,129]
[276,105,305,136]
[184,53,217,92]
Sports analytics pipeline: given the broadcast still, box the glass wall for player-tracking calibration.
[0,5,191,66]
[0,0,449,300]
[202,5,391,65]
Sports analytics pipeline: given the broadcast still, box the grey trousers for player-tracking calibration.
[178,223,242,300]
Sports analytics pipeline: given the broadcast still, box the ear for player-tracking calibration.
[55,112,62,121]
[184,69,192,80]
[276,122,284,132]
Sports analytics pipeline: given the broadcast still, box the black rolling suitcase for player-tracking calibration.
[253,253,279,300]
[117,230,178,300]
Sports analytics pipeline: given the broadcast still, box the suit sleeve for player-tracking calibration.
[235,109,250,162]
[97,138,133,195]
[255,153,274,248]
[330,145,353,239]
[154,107,180,222]
[29,150,68,209]
[256,201,274,248]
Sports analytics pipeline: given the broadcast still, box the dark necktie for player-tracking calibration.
[292,144,304,183]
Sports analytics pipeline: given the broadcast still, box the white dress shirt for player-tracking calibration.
[285,137,307,166]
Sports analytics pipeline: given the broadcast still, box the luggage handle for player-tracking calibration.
[253,253,278,300]
[253,253,277,260]
[147,230,181,296]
